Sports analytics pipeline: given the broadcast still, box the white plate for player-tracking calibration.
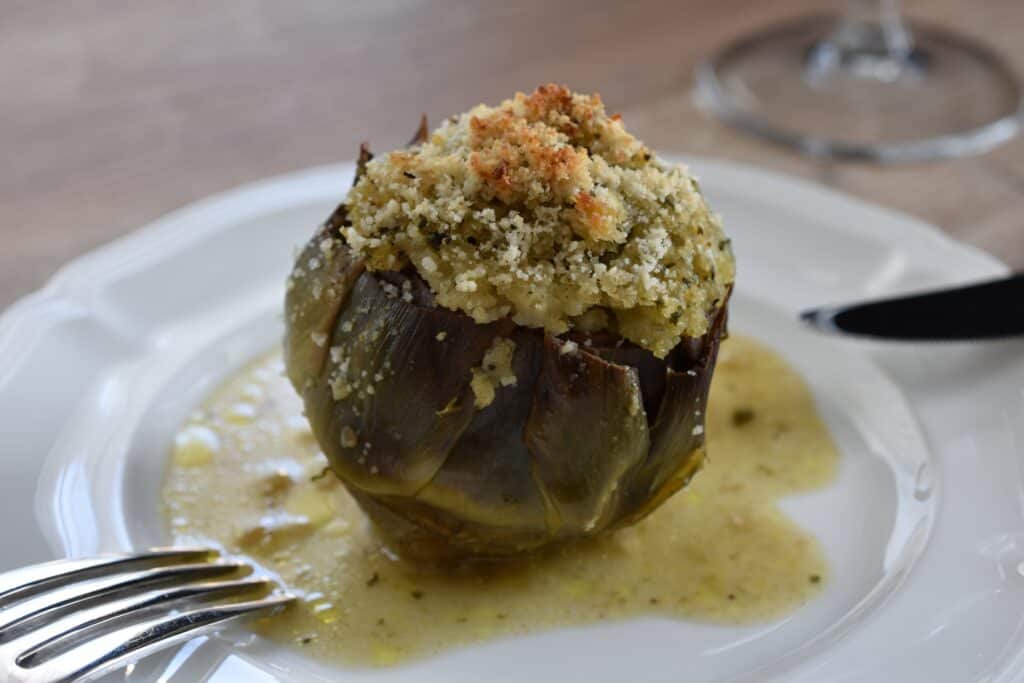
[1,158,1022,683]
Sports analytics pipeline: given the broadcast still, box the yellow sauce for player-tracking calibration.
[163,336,839,667]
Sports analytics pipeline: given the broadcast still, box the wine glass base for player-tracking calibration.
[697,14,1022,163]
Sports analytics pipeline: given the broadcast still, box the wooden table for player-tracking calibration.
[2,0,1022,310]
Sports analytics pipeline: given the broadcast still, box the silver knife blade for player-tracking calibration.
[799,273,1024,340]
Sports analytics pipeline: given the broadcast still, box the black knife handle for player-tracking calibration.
[801,273,1024,340]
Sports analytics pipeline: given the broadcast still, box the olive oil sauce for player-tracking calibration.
[163,336,839,667]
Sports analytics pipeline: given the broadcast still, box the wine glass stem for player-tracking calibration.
[833,0,912,59]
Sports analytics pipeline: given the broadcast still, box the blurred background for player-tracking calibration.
[1,0,1022,311]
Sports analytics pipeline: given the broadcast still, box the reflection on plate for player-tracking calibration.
[1,158,1021,682]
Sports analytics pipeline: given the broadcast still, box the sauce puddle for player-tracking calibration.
[163,335,839,667]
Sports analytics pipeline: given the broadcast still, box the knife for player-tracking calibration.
[799,273,1024,340]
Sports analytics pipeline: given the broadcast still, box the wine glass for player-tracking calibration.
[697,0,1023,162]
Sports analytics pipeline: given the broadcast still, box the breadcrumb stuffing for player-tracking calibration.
[343,84,734,357]
[470,337,517,409]
[340,425,359,448]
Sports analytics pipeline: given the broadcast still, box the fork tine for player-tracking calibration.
[0,561,247,638]
[17,591,292,683]
[11,577,280,665]
[0,548,215,607]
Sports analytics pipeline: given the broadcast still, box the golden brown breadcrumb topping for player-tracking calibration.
[340,84,734,357]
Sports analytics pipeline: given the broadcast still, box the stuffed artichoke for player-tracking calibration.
[285,85,734,560]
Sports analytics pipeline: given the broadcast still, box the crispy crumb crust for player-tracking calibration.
[340,84,734,358]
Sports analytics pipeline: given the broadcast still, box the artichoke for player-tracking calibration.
[285,178,727,560]
[284,89,732,560]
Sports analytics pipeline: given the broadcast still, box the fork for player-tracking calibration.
[0,548,294,683]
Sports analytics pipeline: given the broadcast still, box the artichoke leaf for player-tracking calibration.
[308,272,499,497]
[524,335,651,534]
[283,221,364,393]
[614,304,728,525]
[586,343,670,425]
[413,328,551,543]
[354,143,373,187]
[407,115,429,147]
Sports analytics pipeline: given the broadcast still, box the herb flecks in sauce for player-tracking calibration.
[163,336,839,667]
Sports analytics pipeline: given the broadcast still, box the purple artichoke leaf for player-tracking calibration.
[613,304,728,525]
[407,115,429,147]
[283,226,364,393]
[583,343,670,425]
[309,271,499,497]
[524,335,651,535]
[413,328,551,541]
